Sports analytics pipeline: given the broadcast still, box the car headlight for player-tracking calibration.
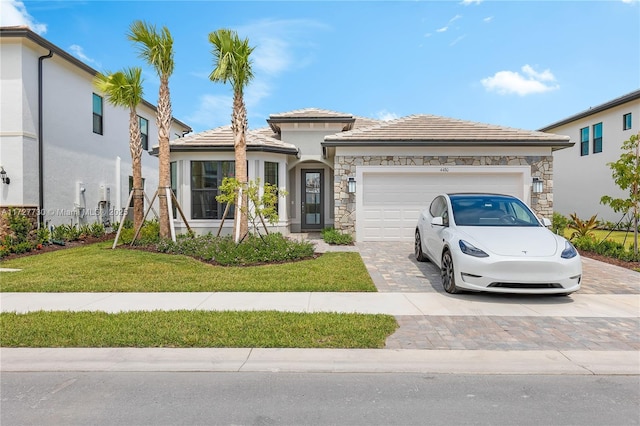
[561,241,578,259]
[459,240,489,258]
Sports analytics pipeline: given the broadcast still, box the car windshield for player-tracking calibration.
[450,195,541,227]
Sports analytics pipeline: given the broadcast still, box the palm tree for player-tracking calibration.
[93,68,145,230]
[128,20,174,239]
[209,29,255,241]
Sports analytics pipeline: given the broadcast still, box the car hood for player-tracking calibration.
[457,226,560,257]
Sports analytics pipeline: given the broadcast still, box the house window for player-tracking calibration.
[580,127,589,156]
[92,93,103,135]
[128,176,145,208]
[139,116,149,150]
[170,162,177,218]
[623,113,632,131]
[191,161,235,220]
[265,161,279,213]
[593,122,602,154]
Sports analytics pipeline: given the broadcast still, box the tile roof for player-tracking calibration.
[268,108,355,120]
[323,114,572,149]
[155,126,298,155]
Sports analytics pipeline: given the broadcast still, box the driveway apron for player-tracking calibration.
[356,241,640,351]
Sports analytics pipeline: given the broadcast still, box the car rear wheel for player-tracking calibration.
[415,230,428,262]
[441,250,460,294]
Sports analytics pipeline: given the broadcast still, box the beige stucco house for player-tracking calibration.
[162,108,573,242]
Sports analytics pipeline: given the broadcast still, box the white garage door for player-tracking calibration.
[358,167,526,242]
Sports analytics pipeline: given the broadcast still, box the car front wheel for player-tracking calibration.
[415,230,428,262]
[441,250,460,294]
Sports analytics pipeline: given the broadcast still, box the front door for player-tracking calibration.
[302,170,323,230]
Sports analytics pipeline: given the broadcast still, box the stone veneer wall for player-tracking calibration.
[0,206,39,241]
[333,155,553,236]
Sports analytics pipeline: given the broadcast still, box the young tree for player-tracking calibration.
[208,29,255,241]
[128,20,174,239]
[600,132,640,255]
[93,68,145,230]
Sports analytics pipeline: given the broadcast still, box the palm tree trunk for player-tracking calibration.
[129,108,144,230]
[157,76,172,239]
[232,91,248,240]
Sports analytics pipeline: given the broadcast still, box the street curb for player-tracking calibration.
[2,348,638,375]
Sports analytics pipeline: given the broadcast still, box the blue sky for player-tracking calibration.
[3,0,639,133]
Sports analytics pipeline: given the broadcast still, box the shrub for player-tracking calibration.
[551,212,569,235]
[568,213,599,240]
[118,220,160,245]
[50,224,82,242]
[36,227,50,245]
[321,227,354,245]
[156,232,315,266]
[89,222,106,238]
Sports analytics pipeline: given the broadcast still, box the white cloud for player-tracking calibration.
[436,26,448,33]
[483,16,494,23]
[235,18,329,77]
[461,0,483,5]
[376,110,399,121]
[185,94,233,130]
[0,0,47,34]
[450,35,466,46]
[481,64,559,96]
[68,45,101,69]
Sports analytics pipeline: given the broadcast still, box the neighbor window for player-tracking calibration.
[593,122,602,154]
[265,161,279,213]
[623,113,632,131]
[580,127,589,156]
[92,93,103,135]
[139,116,149,150]
[128,176,145,208]
[191,161,235,219]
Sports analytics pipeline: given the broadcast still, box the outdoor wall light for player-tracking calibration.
[348,177,356,193]
[0,166,9,185]
[532,177,543,194]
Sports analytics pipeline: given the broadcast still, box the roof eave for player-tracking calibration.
[321,139,573,149]
[539,89,640,131]
[152,145,298,156]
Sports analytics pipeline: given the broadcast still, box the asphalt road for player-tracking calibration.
[2,372,639,425]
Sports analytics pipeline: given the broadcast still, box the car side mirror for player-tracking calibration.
[540,217,551,227]
[431,216,444,226]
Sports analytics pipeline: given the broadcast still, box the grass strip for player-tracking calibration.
[0,243,376,292]
[0,311,398,348]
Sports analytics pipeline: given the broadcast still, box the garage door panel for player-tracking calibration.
[360,170,524,241]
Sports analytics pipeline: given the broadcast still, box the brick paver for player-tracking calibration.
[354,241,640,351]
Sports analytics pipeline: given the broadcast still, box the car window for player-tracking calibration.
[451,195,540,227]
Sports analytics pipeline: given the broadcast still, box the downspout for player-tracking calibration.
[38,50,53,228]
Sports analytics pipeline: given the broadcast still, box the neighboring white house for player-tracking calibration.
[540,89,640,224]
[163,108,573,242]
[0,26,191,232]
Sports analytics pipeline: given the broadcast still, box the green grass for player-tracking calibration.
[0,242,376,292]
[565,229,638,250]
[0,311,398,348]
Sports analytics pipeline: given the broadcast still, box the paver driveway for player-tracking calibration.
[356,241,640,351]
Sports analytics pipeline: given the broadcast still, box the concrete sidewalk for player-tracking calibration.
[1,292,639,317]
[1,291,639,375]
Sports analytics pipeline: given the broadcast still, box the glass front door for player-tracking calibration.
[302,170,323,230]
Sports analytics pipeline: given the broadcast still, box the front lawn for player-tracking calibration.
[0,242,376,292]
[0,310,398,348]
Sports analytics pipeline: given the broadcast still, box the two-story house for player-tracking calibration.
[0,26,191,233]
